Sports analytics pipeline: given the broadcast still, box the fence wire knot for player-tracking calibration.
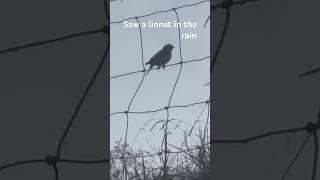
[102,25,109,34]
[46,155,58,166]
[222,0,234,9]
[306,122,320,133]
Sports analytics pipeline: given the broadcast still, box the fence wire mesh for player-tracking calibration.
[0,0,319,180]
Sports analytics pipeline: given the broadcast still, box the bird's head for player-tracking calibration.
[164,44,174,51]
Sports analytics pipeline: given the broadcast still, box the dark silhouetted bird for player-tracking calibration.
[145,44,174,75]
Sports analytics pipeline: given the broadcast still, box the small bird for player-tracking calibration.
[145,44,174,75]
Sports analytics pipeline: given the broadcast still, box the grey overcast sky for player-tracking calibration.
[110,0,210,154]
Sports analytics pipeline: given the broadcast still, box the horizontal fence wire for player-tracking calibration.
[1,120,318,163]
[110,100,210,116]
[0,26,109,55]
[0,0,319,180]
[110,57,210,79]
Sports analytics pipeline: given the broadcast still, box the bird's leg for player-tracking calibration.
[157,65,161,70]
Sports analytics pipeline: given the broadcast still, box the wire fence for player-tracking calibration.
[0,0,319,180]
[110,1,210,179]
[211,1,319,180]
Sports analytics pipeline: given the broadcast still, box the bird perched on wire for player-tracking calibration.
[145,44,174,75]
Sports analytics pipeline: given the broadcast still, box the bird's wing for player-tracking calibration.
[159,51,171,64]
[146,48,167,64]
